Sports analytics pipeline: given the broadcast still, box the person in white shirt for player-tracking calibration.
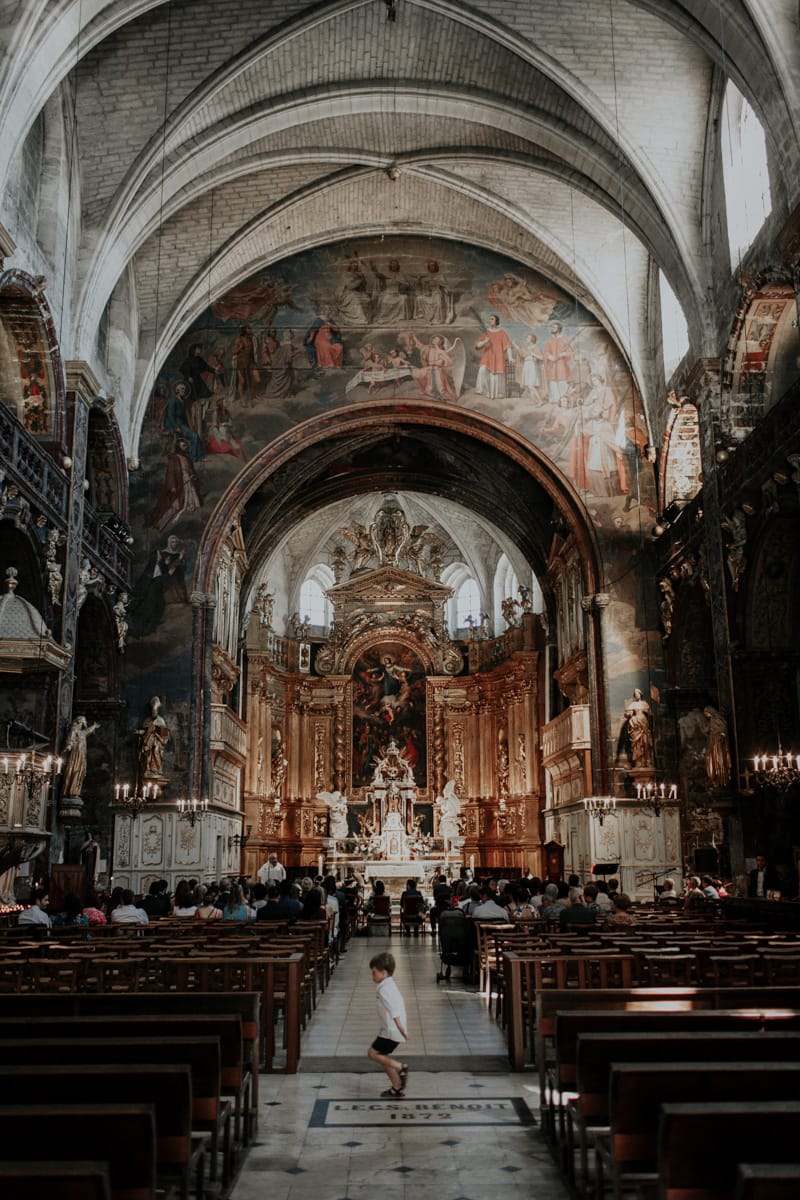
[367,951,410,1098]
[470,887,508,920]
[110,888,149,925]
[257,854,286,887]
[17,890,51,928]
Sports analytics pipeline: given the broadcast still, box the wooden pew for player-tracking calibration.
[736,1164,800,1200]
[0,1012,249,1152]
[0,1036,231,1188]
[544,1008,800,1145]
[657,1102,800,1200]
[0,1064,204,1200]
[0,1105,157,1200]
[569,1031,800,1197]
[596,1061,800,1200]
[530,984,800,1076]
[0,989,260,1131]
[0,1161,111,1200]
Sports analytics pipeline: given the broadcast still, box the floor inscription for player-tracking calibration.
[309,1096,534,1128]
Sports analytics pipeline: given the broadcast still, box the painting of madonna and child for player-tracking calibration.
[138,236,653,535]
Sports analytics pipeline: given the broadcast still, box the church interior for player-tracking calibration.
[1,0,800,1195]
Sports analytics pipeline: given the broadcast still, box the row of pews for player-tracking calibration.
[489,915,800,1200]
[0,918,340,1198]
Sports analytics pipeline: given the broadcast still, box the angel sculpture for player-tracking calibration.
[317,789,349,840]
[337,523,374,571]
[401,524,440,574]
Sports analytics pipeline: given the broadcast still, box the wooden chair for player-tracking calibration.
[736,1163,800,1200]
[0,1162,111,1200]
[399,894,425,936]
[367,894,392,936]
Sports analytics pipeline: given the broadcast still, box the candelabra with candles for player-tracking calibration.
[3,751,62,802]
[113,781,159,818]
[752,745,800,792]
[177,797,209,827]
[635,779,678,817]
[583,795,616,825]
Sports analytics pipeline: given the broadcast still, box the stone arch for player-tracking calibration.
[190,401,608,795]
[722,275,797,436]
[86,404,128,520]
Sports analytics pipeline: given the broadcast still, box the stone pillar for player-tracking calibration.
[582,592,611,793]
[190,592,215,799]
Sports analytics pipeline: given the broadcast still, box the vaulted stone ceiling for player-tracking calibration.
[2,0,797,459]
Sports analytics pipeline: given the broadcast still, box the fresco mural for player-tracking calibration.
[126,236,659,780]
[132,236,650,542]
[351,641,428,789]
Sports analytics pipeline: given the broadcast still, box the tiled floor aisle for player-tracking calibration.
[231,930,569,1200]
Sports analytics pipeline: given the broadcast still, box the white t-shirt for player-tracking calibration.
[376,975,408,1043]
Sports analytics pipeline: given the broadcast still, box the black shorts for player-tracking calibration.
[371,1036,399,1055]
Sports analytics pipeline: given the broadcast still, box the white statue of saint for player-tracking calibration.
[317,789,349,840]
[436,779,463,846]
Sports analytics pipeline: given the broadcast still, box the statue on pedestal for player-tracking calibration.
[436,780,463,849]
[62,715,100,799]
[318,789,349,840]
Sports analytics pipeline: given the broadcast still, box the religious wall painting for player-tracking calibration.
[0,311,53,436]
[351,640,427,789]
[131,236,654,568]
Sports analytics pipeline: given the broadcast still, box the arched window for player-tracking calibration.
[298,564,333,629]
[493,555,519,635]
[659,271,689,380]
[721,81,772,264]
[455,577,481,628]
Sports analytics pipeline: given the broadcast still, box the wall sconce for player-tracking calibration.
[229,824,252,852]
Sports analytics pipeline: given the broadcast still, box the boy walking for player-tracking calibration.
[367,951,410,1097]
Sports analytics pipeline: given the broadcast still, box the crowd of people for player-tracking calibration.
[11,853,775,937]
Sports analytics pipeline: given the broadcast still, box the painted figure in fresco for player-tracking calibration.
[409,334,462,401]
[621,687,654,768]
[129,534,189,637]
[263,331,302,399]
[139,695,170,779]
[513,332,545,402]
[62,715,100,798]
[258,327,280,368]
[304,309,344,368]
[487,272,555,326]
[179,342,217,437]
[163,382,203,461]
[412,259,454,324]
[474,315,513,399]
[703,706,731,791]
[230,326,256,407]
[543,321,574,404]
[335,258,372,325]
[204,419,247,461]
[370,258,412,324]
[581,374,627,497]
[148,438,201,531]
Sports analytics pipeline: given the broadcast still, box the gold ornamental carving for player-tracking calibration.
[314,722,327,791]
[451,723,465,793]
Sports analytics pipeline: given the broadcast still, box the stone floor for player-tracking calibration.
[231,929,569,1200]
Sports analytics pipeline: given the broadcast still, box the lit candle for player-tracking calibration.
[153,785,159,800]
[115,784,121,800]
[660,783,665,798]
[2,757,7,774]
[123,784,130,799]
